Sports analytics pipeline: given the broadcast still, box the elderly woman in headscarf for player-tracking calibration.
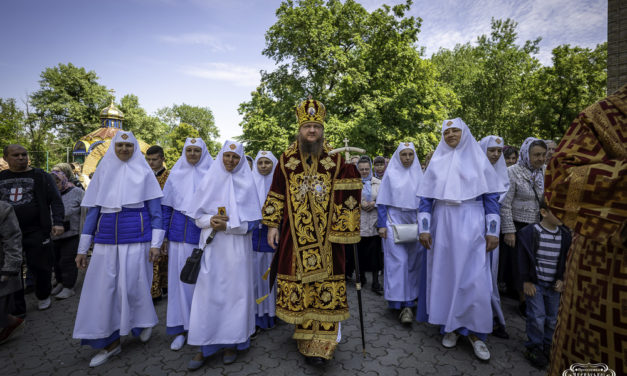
[52,162,84,190]
[185,140,261,370]
[355,156,382,294]
[500,137,547,314]
[479,135,510,340]
[417,119,507,361]
[73,131,165,368]
[376,142,424,325]
[50,170,84,300]
[251,150,278,331]
[161,138,213,351]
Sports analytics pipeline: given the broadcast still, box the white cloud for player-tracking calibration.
[363,0,606,65]
[181,63,262,87]
[159,33,234,52]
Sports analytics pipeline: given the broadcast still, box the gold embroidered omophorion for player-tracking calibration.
[545,84,627,376]
[262,139,361,359]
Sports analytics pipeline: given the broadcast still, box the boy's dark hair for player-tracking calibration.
[373,156,385,165]
[538,197,550,215]
[503,146,518,159]
[146,145,164,158]
[357,156,371,165]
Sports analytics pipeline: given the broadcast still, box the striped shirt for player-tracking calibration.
[534,224,562,283]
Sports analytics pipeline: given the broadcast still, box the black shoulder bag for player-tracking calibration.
[180,207,226,284]
[180,229,215,284]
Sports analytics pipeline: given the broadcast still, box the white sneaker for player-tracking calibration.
[51,284,63,296]
[170,334,186,351]
[55,288,75,299]
[469,337,491,361]
[38,297,51,310]
[89,344,121,367]
[139,327,152,343]
[442,332,459,348]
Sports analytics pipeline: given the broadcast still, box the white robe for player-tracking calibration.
[166,241,196,331]
[253,251,276,319]
[187,224,255,346]
[73,242,157,339]
[382,206,421,303]
[426,199,493,334]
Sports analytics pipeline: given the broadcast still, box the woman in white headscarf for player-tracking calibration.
[73,131,165,368]
[186,140,261,371]
[417,119,507,361]
[376,142,424,325]
[251,150,278,331]
[161,138,213,351]
[479,135,509,339]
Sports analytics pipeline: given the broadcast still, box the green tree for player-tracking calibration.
[0,98,25,146]
[156,104,219,145]
[163,122,209,166]
[432,18,541,145]
[29,63,112,142]
[118,94,168,144]
[239,0,455,158]
[526,43,607,140]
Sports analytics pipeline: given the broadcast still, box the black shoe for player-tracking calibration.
[371,283,383,295]
[491,323,509,339]
[524,346,548,369]
[518,302,527,318]
[305,356,326,366]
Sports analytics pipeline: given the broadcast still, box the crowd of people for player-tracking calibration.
[0,89,624,375]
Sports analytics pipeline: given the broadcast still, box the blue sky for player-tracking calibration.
[0,0,607,143]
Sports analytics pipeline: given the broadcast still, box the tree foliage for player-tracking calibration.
[238,0,455,158]
[29,63,112,143]
[156,104,219,144]
[432,19,606,146]
[118,94,168,144]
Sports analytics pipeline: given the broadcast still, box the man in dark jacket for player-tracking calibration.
[0,144,64,315]
[515,199,571,369]
[0,201,23,343]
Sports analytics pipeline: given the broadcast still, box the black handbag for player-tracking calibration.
[180,229,216,284]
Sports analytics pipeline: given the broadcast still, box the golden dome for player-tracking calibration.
[100,100,124,120]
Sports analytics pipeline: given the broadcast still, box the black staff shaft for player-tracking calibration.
[352,243,366,356]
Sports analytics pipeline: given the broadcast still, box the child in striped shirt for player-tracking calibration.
[515,199,571,369]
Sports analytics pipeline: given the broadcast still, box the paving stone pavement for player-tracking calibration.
[1,271,547,376]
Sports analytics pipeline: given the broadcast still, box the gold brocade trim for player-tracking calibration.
[333,178,362,190]
[328,231,361,244]
[262,192,284,226]
[261,220,279,228]
[563,165,589,229]
[268,191,284,200]
[275,277,349,324]
[276,307,350,325]
[293,321,339,341]
[320,156,335,170]
[297,338,338,360]
[285,157,301,171]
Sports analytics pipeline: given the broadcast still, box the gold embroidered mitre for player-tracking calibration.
[295,98,326,127]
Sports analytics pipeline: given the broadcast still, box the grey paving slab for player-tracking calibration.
[0,270,546,376]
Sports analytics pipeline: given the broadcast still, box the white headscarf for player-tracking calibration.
[162,138,213,212]
[376,142,424,210]
[252,150,278,207]
[81,131,163,210]
[479,135,510,202]
[417,118,507,202]
[188,140,261,228]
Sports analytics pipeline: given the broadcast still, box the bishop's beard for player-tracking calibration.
[297,133,324,158]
